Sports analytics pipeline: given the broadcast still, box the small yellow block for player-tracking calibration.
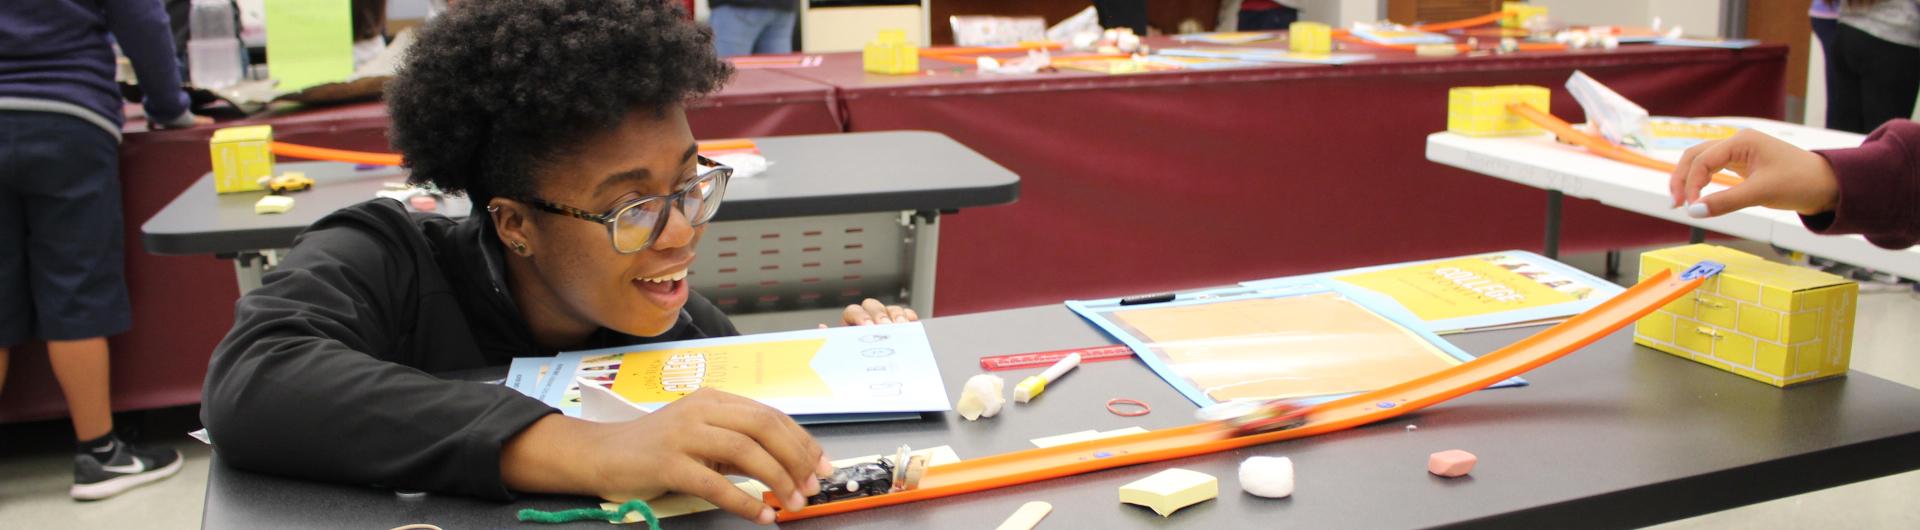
[1289,21,1331,54]
[253,195,295,214]
[210,125,275,193]
[1119,468,1217,517]
[864,29,919,75]
[1501,2,1548,28]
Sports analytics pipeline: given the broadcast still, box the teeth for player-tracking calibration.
[636,269,688,284]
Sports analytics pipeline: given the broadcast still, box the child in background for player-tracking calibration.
[2,0,205,501]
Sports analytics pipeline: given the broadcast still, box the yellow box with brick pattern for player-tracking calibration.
[1289,21,1331,54]
[1501,2,1548,29]
[1447,85,1550,137]
[1633,244,1855,387]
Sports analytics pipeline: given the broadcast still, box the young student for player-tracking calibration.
[200,0,913,524]
[1670,119,1918,250]
[2,0,204,500]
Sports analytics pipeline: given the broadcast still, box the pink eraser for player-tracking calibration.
[1428,449,1477,477]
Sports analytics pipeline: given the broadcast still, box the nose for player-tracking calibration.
[650,200,697,250]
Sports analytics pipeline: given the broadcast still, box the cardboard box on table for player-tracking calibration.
[209,125,275,193]
[1634,244,1856,387]
[1446,85,1549,137]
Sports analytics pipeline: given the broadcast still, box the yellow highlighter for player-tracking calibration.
[1013,353,1081,403]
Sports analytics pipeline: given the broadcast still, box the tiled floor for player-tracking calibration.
[1,248,1915,529]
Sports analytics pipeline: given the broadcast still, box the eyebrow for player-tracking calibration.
[590,143,699,196]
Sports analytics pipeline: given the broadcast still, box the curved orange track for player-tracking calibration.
[774,267,1708,521]
[1506,103,1744,187]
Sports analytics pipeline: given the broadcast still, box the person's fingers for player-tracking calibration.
[818,323,829,329]
[1696,179,1770,218]
[903,308,920,322]
[669,460,775,524]
[707,401,828,497]
[695,428,808,513]
[1679,139,1739,205]
[885,305,908,323]
[1671,141,1711,207]
[842,304,871,326]
[862,299,892,324]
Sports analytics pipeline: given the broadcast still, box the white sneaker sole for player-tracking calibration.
[71,456,183,501]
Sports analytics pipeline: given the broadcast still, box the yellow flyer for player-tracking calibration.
[588,322,950,416]
[1244,251,1625,334]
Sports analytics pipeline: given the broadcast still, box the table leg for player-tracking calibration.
[228,250,280,294]
[1544,190,1563,259]
[906,210,940,318]
[1690,227,1707,244]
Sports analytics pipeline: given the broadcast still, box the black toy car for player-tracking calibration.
[807,459,896,505]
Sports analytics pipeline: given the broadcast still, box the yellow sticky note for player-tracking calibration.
[265,0,355,91]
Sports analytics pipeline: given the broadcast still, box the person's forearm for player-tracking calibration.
[105,0,191,122]
[501,413,608,496]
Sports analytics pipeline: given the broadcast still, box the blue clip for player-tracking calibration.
[1681,261,1726,280]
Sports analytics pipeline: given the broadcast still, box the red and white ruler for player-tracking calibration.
[978,345,1136,371]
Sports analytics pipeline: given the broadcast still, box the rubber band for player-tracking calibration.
[387,525,442,530]
[1106,398,1151,417]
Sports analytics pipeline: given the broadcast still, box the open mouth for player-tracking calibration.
[633,269,689,306]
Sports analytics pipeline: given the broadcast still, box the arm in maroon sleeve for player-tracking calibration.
[1805,119,1920,249]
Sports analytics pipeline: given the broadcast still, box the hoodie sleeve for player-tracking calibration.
[1806,119,1920,249]
[104,0,192,124]
[201,203,554,500]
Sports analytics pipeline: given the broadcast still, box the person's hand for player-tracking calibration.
[589,389,832,523]
[1669,129,1841,217]
[837,298,918,326]
[505,389,832,525]
[151,112,213,130]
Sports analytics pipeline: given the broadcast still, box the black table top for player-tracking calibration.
[202,302,1920,529]
[142,131,1021,255]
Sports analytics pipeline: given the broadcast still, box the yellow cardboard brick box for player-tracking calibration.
[1447,85,1550,137]
[1501,2,1549,29]
[209,125,275,193]
[1289,21,1331,54]
[1633,244,1855,387]
[863,29,918,75]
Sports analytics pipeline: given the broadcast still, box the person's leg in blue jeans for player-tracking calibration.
[709,5,767,58]
[751,8,796,55]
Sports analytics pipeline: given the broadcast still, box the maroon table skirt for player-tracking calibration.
[0,70,841,423]
[774,45,1788,314]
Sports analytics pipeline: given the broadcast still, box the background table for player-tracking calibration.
[767,42,1790,314]
[1425,118,1920,280]
[202,298,1920,529]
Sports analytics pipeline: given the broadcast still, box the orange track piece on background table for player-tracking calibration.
[269,141,403,166]
[1505,103,1744,187]
[771,267,1712,522]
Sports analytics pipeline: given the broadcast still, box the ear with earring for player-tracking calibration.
[487,204,532,256]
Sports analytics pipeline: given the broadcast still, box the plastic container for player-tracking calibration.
[187,0,245,88]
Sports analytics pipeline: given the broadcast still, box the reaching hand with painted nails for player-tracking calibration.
[1668,128,1840,218]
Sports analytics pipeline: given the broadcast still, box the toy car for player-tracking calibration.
[807,459,896,505]
[262,172,314,193]
[1223,398,1313,436]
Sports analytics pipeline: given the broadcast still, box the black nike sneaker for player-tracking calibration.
[71,439,183,500]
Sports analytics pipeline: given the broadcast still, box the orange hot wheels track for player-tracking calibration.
[1506,103,1744,187]
[772,265,1715,522]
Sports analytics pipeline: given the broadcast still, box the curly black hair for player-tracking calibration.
[386,0,733,202]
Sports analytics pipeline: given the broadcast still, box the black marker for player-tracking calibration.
[1119,292,1177,305]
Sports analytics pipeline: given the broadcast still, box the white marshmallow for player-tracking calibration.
[956,374,1006,420]
[1238,456,1294,498]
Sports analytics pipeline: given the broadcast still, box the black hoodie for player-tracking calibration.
[201,199,736,500]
